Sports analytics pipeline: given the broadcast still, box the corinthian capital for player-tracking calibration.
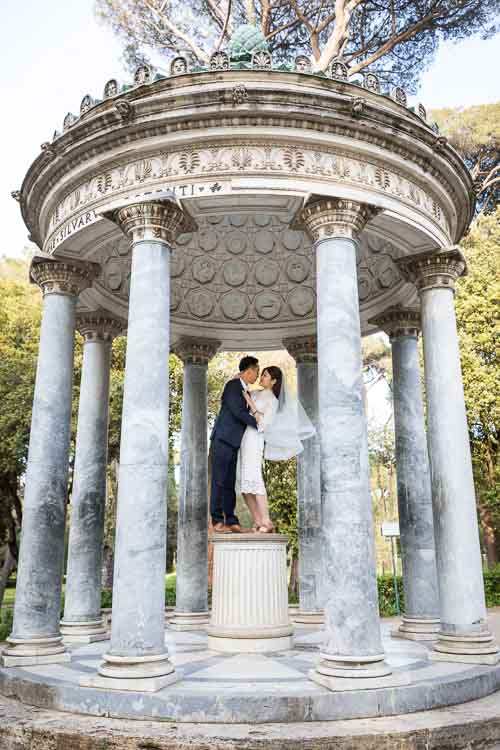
[300,197,379,242]
[173,337,221,365]
[113,199,195,244]
[396,246,467,294]
[368,306,421,340]
[283,335,317,364]
[29,254,100,298]
[76,311,125,342]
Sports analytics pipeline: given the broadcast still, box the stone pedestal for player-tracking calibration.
[61,313,123,644]
[284,336,324,626]
[369,307,440,642]
[170,338,219,632]
[2,256,98,668]
[398,248,499,665]
[207,533,293,653]
[301,198,391,686]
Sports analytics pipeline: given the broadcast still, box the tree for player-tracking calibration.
[455,207,500,566]
[95,0,498,89]
[431,103,500,215]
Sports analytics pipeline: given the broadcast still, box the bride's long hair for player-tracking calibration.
[263,366,283,402]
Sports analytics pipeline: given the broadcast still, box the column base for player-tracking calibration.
[391,616,440,642]
[293,611,325,626]
[208,633,293,653]
[311,652,392,683]
[430,631,500,665]
[85,651,178,692]
[60,618,109,643]
[169,611,210,631]
[1,635,71,667]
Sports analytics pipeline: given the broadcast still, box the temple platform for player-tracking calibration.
[2,619,500,725]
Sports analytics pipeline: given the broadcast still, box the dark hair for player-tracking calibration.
[239,355,259,373]
[263,366,283,400]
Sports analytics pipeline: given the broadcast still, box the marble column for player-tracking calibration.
[301,197,391,686]
[2,255,99,667]
[170,337,220,631]
[369,307,440,640]
[398,248,499,664]
[284,335,323,624]
[60,313,124,643]
[85,198,191,692]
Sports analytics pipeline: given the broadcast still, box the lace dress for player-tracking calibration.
[239,389,279,496]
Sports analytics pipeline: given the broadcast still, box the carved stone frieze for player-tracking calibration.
[29,255,100,297]
[368,306,421,339]
[113,200,188,244]
[283,335,318,363]
[397,246,467,294]
[173,337,220,364]
[45,142,450,244]
[76,312,125,342]
[301,197,379,241]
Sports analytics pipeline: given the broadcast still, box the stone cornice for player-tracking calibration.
[17,72,474,248]
[29,255,100,298]
[397,246,467,294]
[76,312,125,342]
[173,337,221,364]
[283,335,317,363]
[301,197,379,241]
[368,306,421,339]
[113,200,190,244]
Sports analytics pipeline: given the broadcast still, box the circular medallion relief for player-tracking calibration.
[221,290,248,320]
[104,258,123,291]
[207,215,222,225]
[223,259,248,287]
[176,233,192,246]
[286,257,310,283]
[254,214,271,227]
[192,256,217,284]
[373,256,399,289]
[255,291,281,320]
[226,231,247,255]
[282,230,302,251]
[230,214,248,227]
[198,230,219,252]
[255,230,275,254]
[187,289,215,318]
[114,238,130,257]
[255,258,280,287]
[288,287,315,317]
[357,273,373,302]
[171,249,185,278]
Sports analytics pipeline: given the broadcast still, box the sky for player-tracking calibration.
[1,2,499,259]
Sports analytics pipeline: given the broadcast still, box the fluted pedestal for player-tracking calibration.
[207,534,293,653]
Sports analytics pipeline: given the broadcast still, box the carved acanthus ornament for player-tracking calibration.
[301,198,379,242]
[283,335,317,364]
[76,312,125,342]
[173,337,221,365]
[369,306,421,340]
[29,255,100,298]
[397,246,467,294]
[113,200,190,244]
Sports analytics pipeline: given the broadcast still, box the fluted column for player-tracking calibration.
[86,198,192,691]
[369,307,440,640]
[301,197,391,686]
[2,256,99,667]
[398,248,499,664]
[284,335,323,624]
[61,313,124,643]
[170,337,220,631]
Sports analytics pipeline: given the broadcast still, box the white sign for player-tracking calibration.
[381,521,400,538]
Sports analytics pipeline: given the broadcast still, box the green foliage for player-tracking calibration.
[0,607,13,642]
[263,458,298,555]
[377,575,405,617]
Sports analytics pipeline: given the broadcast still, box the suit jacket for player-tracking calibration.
[211,379,258,448]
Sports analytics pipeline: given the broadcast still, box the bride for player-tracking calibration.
[239,366,315,533]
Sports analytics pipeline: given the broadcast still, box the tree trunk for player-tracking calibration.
[479,506,498,568]
[101,545,114,589]
[0,545,16,610]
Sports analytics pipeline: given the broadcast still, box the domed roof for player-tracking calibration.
[227,24,269,61]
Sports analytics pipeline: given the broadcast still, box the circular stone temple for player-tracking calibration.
[3,36,499,735]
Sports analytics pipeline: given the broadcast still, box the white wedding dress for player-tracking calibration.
[239,389,279,496]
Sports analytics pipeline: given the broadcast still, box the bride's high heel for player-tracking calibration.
[257,522,275,533]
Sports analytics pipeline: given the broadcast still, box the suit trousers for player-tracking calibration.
[210,438,239,526]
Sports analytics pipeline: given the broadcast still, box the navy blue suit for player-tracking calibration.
[210,379,258,526]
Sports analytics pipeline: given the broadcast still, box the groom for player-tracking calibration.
[210,356,262,532]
